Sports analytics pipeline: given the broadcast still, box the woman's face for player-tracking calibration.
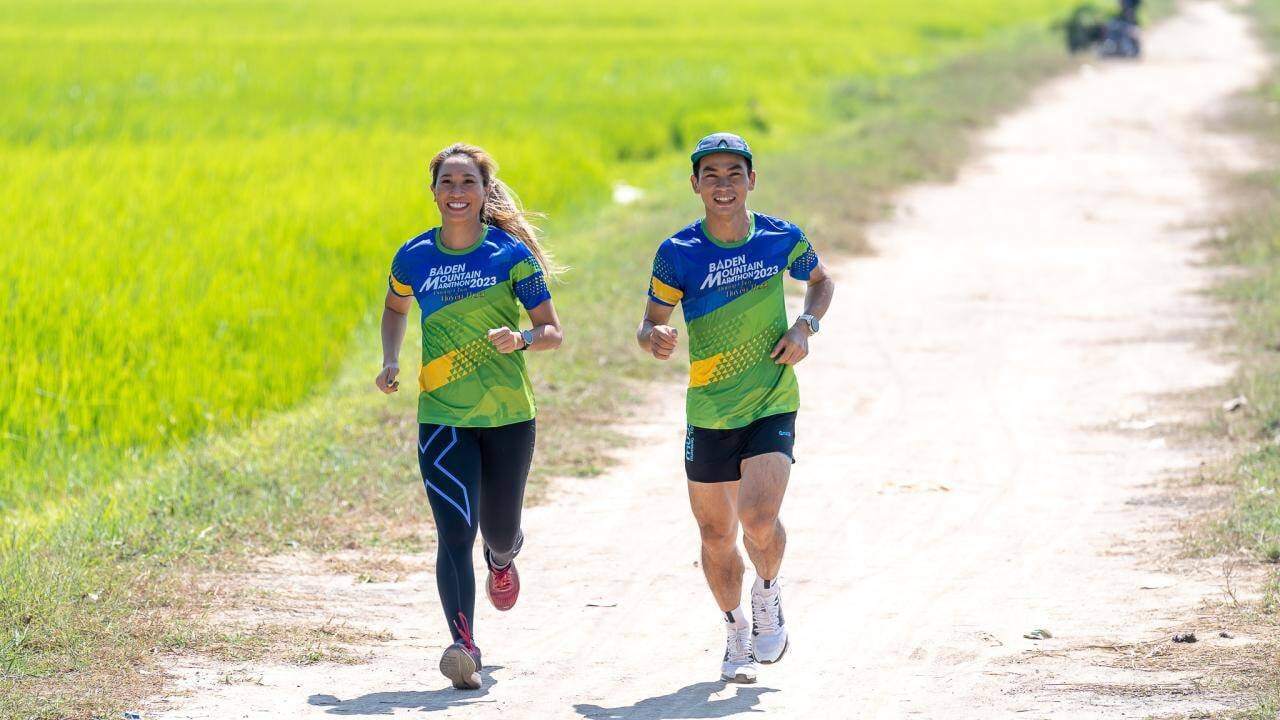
[433,154,488,224]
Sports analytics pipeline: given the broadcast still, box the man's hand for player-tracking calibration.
[649,325,679,360]
[770,324,810,365]
[488,326,525,354]
[375,363,400,393]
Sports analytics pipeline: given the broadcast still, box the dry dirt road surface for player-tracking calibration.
[149,2,1269,718]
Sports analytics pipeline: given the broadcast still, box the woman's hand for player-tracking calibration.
[488,327,525,354]
[376,363,401,393]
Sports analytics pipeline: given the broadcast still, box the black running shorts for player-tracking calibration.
[684,411,797,484]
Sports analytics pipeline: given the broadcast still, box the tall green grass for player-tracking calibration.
[0,0,1077,511]
[1207,0,1280,561]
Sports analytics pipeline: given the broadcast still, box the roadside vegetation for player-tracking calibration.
[1187,0,1280,715]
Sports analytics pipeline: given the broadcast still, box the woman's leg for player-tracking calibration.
[477,419,535,567]
[418,423,482,644]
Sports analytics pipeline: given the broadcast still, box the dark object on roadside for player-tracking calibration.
[1172,632,1197,643]
[1099,19,1141,58]
[1023,628,1053,640]
[1064,1,1142,58]
[1119,0,1141,24]
[1220,630,1234,639]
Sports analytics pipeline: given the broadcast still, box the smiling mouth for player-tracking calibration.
[446,202,469,210]
[712,195,735,206]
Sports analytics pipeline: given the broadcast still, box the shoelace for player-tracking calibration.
[491,564,514,591]
[725,623,753,663]
[751,589,782,634]
[452,612,477,653]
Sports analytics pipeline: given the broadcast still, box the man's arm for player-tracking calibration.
[637,300,679,360]
[770,262,835,365]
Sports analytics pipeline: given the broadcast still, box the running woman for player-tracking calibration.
[377,143,563,690]
[636,133,834,683]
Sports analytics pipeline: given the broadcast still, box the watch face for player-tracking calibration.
[809,317,820,333]
[521,329,535,347]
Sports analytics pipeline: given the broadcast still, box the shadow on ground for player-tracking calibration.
[574,681,780,719]
[306,665,504,715]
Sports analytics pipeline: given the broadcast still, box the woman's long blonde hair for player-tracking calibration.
[429,143,561,279]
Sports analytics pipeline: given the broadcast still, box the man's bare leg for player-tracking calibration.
[687,480,743,611]
[688,479,757,682]
[738,452,791,664]
[738,452,789,580]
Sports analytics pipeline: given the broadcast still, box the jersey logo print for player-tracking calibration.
[419,263,499,294]
[698,255,781,291]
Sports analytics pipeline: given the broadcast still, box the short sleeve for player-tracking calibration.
[786,230,819,281]
[648,242,684,307]
[509,245,551,310]
[388,246,414,297]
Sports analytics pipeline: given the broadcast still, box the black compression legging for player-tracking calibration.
[418,419,535,645]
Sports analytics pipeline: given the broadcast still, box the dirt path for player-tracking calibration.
[150,3,1269,718]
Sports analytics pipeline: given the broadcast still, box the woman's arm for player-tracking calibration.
[488,298,564,353]
[377,289,413,393]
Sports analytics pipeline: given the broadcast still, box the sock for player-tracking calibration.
[753,576,778,592]
[724,606,748,627]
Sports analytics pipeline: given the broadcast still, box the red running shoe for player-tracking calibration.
[485,547,520,611]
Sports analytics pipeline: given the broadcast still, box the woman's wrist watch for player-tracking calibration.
[518,328,535,351]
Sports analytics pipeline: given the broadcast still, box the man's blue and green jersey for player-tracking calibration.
[389,225,550,427]
[648,212,819,429]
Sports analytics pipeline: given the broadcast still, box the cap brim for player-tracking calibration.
[690,148,753,165]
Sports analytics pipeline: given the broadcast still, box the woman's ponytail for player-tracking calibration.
[429,143,563,279]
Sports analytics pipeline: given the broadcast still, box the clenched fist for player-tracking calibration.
[375,363,400,393]
[649,325,679,360]
[488,326,526,354]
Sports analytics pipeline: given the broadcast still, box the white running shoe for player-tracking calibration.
[721,621,758,683]
[751,578,788,664]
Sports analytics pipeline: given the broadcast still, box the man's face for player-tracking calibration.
[691,153,755,219]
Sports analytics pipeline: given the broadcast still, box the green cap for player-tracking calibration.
[690,132,752,171]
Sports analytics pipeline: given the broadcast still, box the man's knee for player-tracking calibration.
[697,520,738,555]
[739,507,780,544]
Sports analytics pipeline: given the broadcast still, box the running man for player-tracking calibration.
[377,143,563,690]
[636,133,834,683]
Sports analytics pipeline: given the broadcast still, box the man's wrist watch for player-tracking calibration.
[518,328,535,351]
[797,314,819,335]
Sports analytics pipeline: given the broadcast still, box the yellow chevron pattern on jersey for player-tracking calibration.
[688,352,723,388]
[689,319,785,388]
[419,334,496,392]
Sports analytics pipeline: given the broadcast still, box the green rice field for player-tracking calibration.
[0,0,1075,514]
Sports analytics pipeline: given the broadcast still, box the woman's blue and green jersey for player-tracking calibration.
[648,212,819,429]
[388,225,550,427]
